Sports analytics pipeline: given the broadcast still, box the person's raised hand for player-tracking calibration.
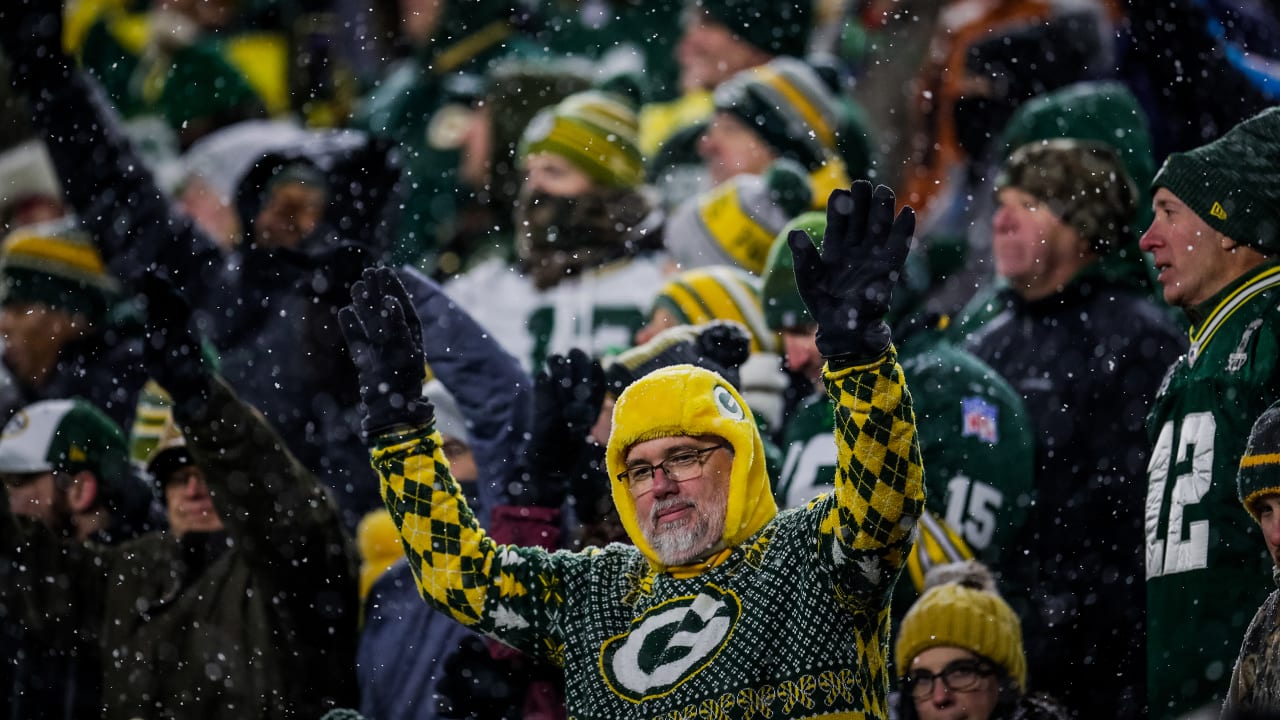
[786,181,915,365]
[337,267,432,437]
[0,0,72,90]
[141,274,210,405]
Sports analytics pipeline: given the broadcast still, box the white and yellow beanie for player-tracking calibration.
[0,217,119,322]
[606,364,777,570]
[519,89,644,189]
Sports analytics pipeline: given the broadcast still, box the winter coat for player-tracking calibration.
[0,375,359,718]
[27,69,401,529]
[369,350,923,719]
[1225,571,1280,716]
[964,261,1185,718]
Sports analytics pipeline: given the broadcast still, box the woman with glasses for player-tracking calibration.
[894,561,1071,720]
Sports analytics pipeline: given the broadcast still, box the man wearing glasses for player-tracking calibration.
[342,181,923,718]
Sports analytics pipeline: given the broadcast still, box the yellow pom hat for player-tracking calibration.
[606,364,777,570]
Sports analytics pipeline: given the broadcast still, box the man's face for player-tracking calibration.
[625,434,732,565]
[908,646,1002,720]
[991,187,1078,300]
[1140,188,1238,308]
[178,176,241,250]
[458,106,493,192]
[164,465,224,536]
[697,112,778,186]
[676,11,770,93]
[522,152,596,198]
[441,435,477,484]
[1,470,71,532]
[781,325,822,384]
[253,181,326,251]
[0,302,82,388]
[1256,495,1280,569]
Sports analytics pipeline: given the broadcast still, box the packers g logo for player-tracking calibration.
[600,585,742,702]
[713,386,744,422]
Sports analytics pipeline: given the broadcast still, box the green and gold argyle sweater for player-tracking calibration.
[371,350,924,719]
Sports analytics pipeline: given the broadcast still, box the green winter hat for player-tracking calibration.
[996,139,1138,255]
[1152,106,1280,254]
[0,217,120,323]
[713,56,840,171]
[759,211,824,330]
[519,88,644,189]
[1239,401,1280,522]
[0,399,130,482]
[999,81,1156,231]
[690,0,813,59]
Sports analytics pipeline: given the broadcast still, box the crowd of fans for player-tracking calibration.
[0,0,1279,718]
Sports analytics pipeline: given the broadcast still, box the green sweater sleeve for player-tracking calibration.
[820,346,926,608]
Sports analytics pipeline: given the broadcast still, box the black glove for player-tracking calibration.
[140,275,211,407]
[786,181,915,364]
[337,266,432,437]
[0,0,72,90]
[435,635,522,720]
[509,349,605,507]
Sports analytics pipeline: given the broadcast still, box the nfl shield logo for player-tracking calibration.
[961,397,999,444]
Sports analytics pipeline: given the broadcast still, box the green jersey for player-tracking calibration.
[1146,260,1280,718]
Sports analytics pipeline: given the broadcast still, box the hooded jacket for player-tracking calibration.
[26,68,404,529]
[0,375,359,719]
[370,348,923,718]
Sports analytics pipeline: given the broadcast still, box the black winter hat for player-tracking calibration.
[689,0,813,59]
[1239,400,1280,522]
[605,321,751,394]
[1152,106,1280,254]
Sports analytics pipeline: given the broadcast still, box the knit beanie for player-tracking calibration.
[519,87,644,189]
[0,399,130,483]
[666,159,811,274]
[996,139,1137,255]
[713,57,840,171]
[1152,106,1280,254]
[651,265,776,353]
[905,511,976,593]
[0,139,62,224]
[607,364,778,570]
[759,210,824,330]
[0,218,119,323]
[689,0,813,59]
[605,321,751,394]
[895,562,1028,691]
[1239,401,1280,522]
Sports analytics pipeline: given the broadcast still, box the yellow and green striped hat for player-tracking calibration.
[518,89,644,189]
[0,217,119,322]
[651,266,777,354]
[1239,400,1280,522]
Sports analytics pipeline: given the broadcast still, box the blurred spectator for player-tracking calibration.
[0,140,65,232]
[1226,401,1280,715]
[0,276,358,717]
[0,219,147,428]
[949,80,1162,331]
[0,397,154,719]
[893,561,1071,720]
[74,0,277,148]
[965,139,1183,717]
[351,0,541,266]
[1142,107,1280,717]
[446,85,668,370]
[652,55,871,212]
[433,60,592,277]
[664,158,811,274]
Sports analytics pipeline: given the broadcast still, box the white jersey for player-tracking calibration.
[446,254,669,371]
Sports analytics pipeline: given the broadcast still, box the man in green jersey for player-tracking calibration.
[1142,106,1280,717]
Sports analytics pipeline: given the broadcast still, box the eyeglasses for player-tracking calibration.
[617,443,728,494]
[903,659,996,700]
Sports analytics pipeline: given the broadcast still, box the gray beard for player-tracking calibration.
[644,497,723,566]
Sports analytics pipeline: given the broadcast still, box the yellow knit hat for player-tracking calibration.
[606,364,777,570]
[651,266,778,353]
[895,570,1027,690]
